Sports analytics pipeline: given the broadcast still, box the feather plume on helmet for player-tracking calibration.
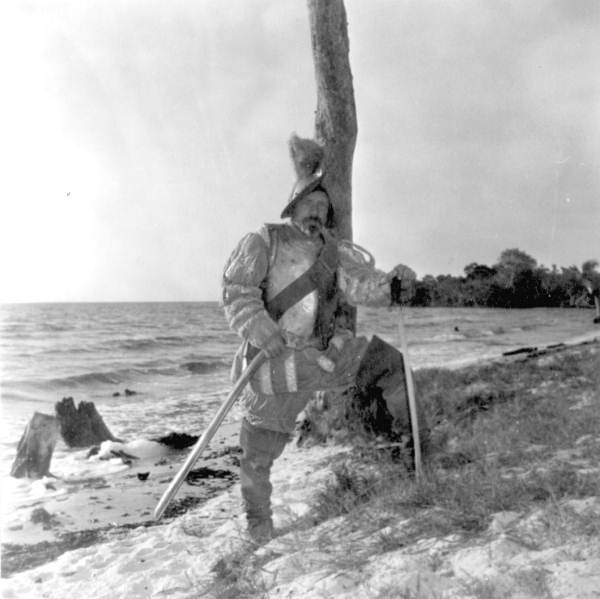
[289,134,324,179]
[281,134,334,227]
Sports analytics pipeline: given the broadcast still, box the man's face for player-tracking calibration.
[291,190,330,238]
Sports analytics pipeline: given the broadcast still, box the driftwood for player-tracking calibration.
[55,397,120,447]
[10,412,60,479]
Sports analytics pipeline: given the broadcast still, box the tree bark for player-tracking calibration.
[10,412,60,479]
[55,397,121,447]
[307,0,357,242]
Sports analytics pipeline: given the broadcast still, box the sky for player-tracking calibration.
[1,0,599,303]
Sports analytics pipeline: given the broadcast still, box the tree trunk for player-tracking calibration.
[55,397,121,447]
[307,0,357,243]
[10,412,60,479]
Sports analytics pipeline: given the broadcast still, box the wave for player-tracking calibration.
[41,323,73,332]
[50,371,128,386]
[115,338,160,350]
[0,389,52,403]
[50,362,218,386]
[9,346,98,358]
[429,333,465,342]
[5,368,164,391]
[155,335,187,343]
[101,335,205,352]
[1,323,74,334]
[5,336,206,358]
[4,360,229,392]
[422,325,534,343]
[181,360,229,374]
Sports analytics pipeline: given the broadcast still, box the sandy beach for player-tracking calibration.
[2,420,242,549]
[2,440,350,598]
[2,332,599,598]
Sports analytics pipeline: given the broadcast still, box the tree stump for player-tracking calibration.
[10,412,60,479]
[55,397,120,447]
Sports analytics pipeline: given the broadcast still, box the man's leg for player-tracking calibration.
[239,418,290,542]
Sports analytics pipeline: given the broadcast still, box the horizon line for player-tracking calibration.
[0,300,220,306]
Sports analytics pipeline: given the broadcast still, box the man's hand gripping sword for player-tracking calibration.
[154,350,267,520]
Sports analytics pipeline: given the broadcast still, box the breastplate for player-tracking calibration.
[264,227,321,341]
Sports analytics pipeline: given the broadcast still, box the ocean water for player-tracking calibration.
[1,302,596,514]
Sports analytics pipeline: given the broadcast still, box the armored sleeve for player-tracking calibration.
[337,241,391,307]
[221,229,281,349]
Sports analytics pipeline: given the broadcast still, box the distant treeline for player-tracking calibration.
[409,249,599,308]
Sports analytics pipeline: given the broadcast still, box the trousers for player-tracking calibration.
[237,335,423,528]
[239,418,290,529]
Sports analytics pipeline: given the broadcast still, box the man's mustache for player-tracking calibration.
[302,216,324,227]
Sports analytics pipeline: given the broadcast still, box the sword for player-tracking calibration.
[154,350,267,520]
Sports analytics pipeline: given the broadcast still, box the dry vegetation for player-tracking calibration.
[308,344,600,538]
[211,342,600,598]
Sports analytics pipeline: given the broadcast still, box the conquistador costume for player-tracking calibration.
[222,135,424,541]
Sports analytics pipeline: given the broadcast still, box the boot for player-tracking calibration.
[247,517,274,545]
[239,420,288,545]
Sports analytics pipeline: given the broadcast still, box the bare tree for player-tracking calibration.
[308,0,357,243]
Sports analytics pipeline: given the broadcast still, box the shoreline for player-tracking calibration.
[425,328,600,371]
[1,421,243,576]
[2,330,599,579]
[2,336,599,598]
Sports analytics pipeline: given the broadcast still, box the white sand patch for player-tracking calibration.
[1,423,241,546]
[2,442,348,598]
[4,440,600,599]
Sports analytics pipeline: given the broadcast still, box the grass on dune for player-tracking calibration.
[310,343,600,536]
[210,343,600,598]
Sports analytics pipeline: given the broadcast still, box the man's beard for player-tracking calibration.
[299,217,324,237]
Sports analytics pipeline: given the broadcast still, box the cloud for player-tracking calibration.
[2,0,598,301]
[345,0,599,276]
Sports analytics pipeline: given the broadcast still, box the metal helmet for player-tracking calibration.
[280,134,334,228]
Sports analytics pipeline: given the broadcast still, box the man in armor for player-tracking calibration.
[222,134,421,543]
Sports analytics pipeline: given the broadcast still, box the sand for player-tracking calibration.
[1,421,242,562]
[2,439,348,598]
[4,422,600,598]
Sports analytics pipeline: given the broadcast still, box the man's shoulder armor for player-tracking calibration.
[264,223,285,231]
[258,223,287,268]
[258,222,288,241]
